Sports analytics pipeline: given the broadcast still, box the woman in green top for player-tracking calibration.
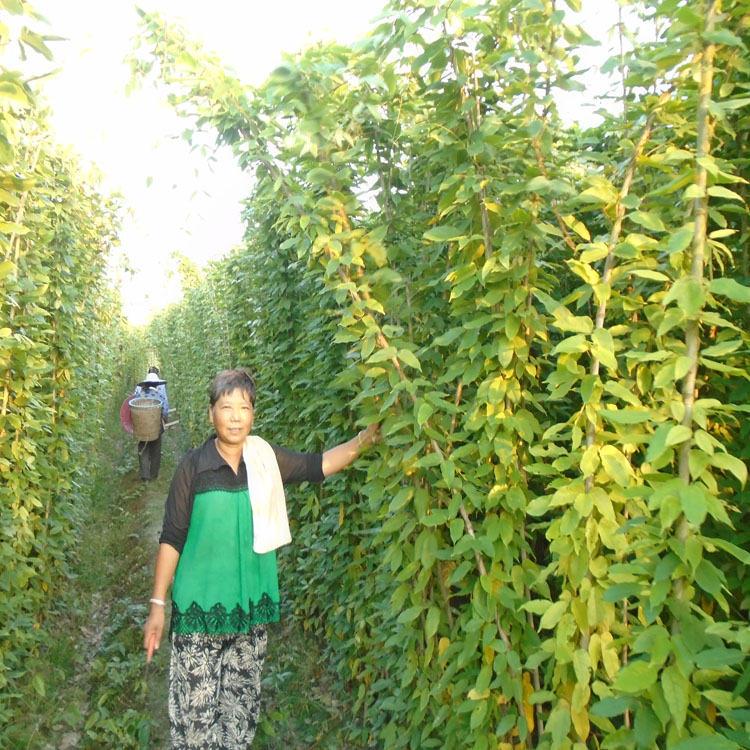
[142,368,379,749]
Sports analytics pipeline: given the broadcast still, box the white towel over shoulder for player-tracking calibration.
[242,435,291,554]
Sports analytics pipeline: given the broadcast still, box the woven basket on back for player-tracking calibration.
[129,397,162,441]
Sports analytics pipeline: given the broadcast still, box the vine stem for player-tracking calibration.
[2,139,43,431]
[674,1,716,606]
[678,1,715,483]
[6,140,42,263]
[584,111,656,458]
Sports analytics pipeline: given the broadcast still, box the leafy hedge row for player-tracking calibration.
[0,0,129,729]
[134,1,750,747]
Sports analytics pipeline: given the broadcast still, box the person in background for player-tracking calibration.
[142,367,379,750]
[133,366,169,482]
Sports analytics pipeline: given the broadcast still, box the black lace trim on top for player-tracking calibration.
[171,593,280,635]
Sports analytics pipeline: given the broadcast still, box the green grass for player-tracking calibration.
[256,616,359,750]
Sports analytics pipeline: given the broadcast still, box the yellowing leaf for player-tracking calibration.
[563,214,591,241]
[580,445,600,476]
[468,687,490,700]
[438,637,450,658]
[599,445,633,486]
[571,701,590,740]
[522,672,535,733]
[539,599,567,630]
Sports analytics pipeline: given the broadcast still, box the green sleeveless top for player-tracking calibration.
[171,484,280,634]
[160,435,325,636]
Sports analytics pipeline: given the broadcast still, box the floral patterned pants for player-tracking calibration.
[169,627,268,749]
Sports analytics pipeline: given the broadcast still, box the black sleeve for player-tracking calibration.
[158,449,197,553]
[271,443,324,485]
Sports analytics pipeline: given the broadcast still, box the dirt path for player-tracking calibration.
[139,432,181,749]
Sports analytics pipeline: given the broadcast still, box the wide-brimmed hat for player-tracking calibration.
[138,371,166,388]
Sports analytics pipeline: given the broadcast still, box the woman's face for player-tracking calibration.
[209,388,254,447]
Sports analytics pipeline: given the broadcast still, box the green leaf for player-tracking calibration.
[306,166,336,184]
[551,308,593,334]
[433,327,464,347]
[0,0,25,14]
[397,605,423,624]
[417,402,435,427]
[709,452,747,485]
[661,665,689,730]
[679,483,707,526]
[538,600,567,630]
[695,559,724,596]
[702,29,745,47]
[673,736,740,750]
[367,346,397,364]
[552,334,588,354]
[663,278,704,316]
[0,259,15,280]
[598,409,652,424]
[701,339,743,357]
[581,445,600,476]
[602,582,641,602]
[591,328,617,371]
[630,211,668,232]
[695,648,744,669]
[423,225,465,242]
[665,425,692,447]
[398,349,421,371]
[32,673,46,697]
[590,696,633,717]
[704,536,750,564]
[630,269,670,281]
[667,228,694,255]
[519,600,553,616]
[614,661,658,693]
[20,27,54,60]
[684,184,706,199]
[425,606,440,639]
[546,704,572,747]
[707,185,744,202]
[634,704,660,749]
[709,277,750,304]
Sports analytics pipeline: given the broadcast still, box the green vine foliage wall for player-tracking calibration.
[0,0,130,727]
[133,0,750,747]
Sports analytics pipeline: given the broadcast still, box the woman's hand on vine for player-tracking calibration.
[357,422,381,450]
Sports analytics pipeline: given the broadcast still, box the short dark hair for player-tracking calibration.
[209,368,257,408]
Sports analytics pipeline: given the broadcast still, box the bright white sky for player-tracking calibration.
[25,0,624,325]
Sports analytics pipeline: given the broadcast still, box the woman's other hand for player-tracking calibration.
[143,602,166,662]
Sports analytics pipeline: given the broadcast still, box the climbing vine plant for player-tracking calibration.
[0,0,127,729]
[133,0,750,747]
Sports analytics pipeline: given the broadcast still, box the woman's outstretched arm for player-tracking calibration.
[321,423,380,477]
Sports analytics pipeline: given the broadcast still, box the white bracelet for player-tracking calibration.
[149,598,166,607]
